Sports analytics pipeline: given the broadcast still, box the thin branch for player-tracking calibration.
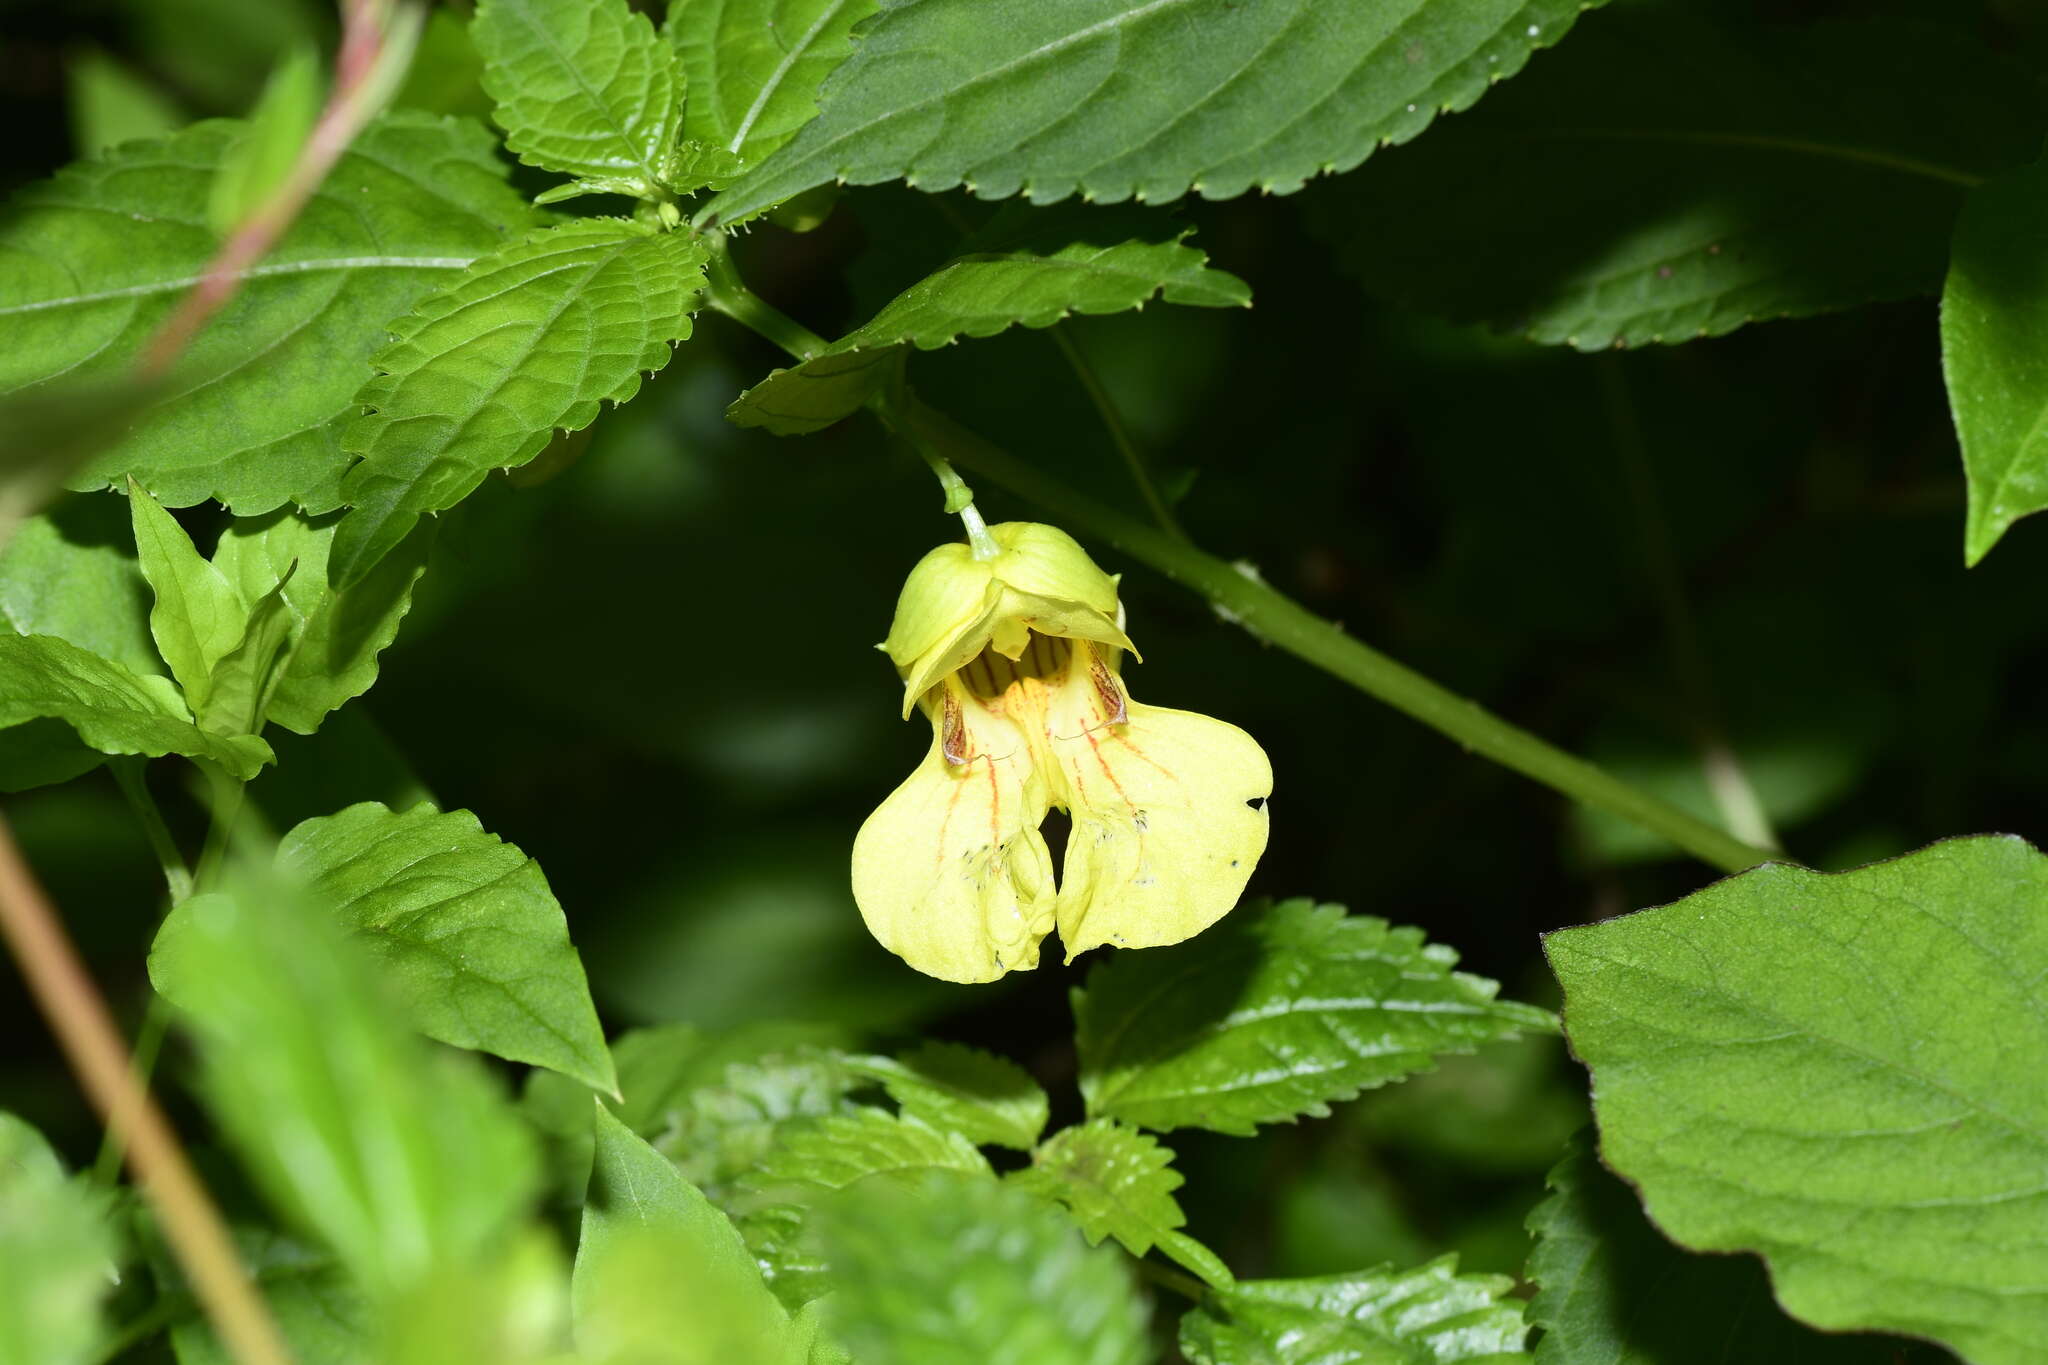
[0,817,290,1365]
[112,759,194,903]
[1048,325,1189,543]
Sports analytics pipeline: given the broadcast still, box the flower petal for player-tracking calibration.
[1051,694,1272,959]
[852,701,1056,983]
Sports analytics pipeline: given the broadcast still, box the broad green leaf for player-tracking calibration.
[814,1168,1148,1365]
[257,801,614,1092]
[1525,1134,1904,1365]
[0,113,538,513]
[575,1105,794,1363]
[330,219,706,585]
[842,1040,1048,1149]
[1076,899,1555,1135]
[0,632,272,781]
[666,0,875,166]
[730,213,1248,434]
[159,879,538,1297]
[1011,1118,1230,1288]
[1945,157,2048,565]
[702,0,1609,223]
[1308,10,2043,352]
[474,0,683,198]
[211,509,433,735]
[1179,1257,1530,1365]
[129,482,244,711]
[156,1229,372,1365]
[1544,836,2048,1365]
[0,1113,114,1365]
[0,496,158,677]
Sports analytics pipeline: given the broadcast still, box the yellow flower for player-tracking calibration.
[853,522,1272,983]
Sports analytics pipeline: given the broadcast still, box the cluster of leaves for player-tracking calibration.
[3,0,2048,1362]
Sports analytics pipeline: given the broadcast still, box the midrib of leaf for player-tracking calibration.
[1506,127,1984,188]
[0,256,477,317]
[727,2,852,154]
[1580,940,2048,1150]
[511,2,663,181]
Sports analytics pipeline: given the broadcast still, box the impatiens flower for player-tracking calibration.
[853,522,1272,983]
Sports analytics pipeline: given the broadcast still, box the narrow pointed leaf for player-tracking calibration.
[1011,1118,1229,1287]
[1179,1257,1531,1365]
[475,0,683,195]
[211,509,433,735]
[842,1041,1048,1149]
[732,211,1246,434]
[0,633,271,780]
[331,218,705,586]
[0,113,538,513]
[1526,1134,1905,1364]
[129,483,243,708]
[703,0,1610,223]
[1945,157,2048,565]
[1309,10,2043,351]
[814,1169,1149,1365]
[1545,836,2048,1365]
[1076,899,1555,1135]
[269,801,615,1093]
[194,563,296,737]
[666,0,875,166]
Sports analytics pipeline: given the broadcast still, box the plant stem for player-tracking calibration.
[91,995,172,1187]
[1136,1257,1210,1302]
[702,239,828,357]
[704,258,1778,873]
[1048,326,1188,544]
[112,759,195,903]
[903,399,1777,875]
[193,767,247,895]
[0,817,290,1365]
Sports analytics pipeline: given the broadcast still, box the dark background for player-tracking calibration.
[4,0,2046,1303]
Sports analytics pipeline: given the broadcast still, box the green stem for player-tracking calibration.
[1136,1257,1210,1303]
[91,995,171,1187]
[91,1292,189,1365]
[192,767,246,895]
[1048,326,1188,544]
[707,261,1779,875]
[701,238,828,358]
[112,760,194,903]
[904,399,1776,875]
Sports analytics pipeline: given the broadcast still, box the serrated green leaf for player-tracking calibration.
[575,1105,796,1363]
[1012,1118,1230,1287]
[702,0,1609,224]
[129,482,244,710]
[666,0,875,167]
[258,800,615,1092]
[1308,10,2043,353]
[659,1051,866,1201]
[732,210,1246,433]
[0,632,272,781]
[0,113,538,513]
[842,1040,1048,1149]
[210,509,432,735]
[746,1108,992,1195]
[1544,835,2048,1365]
[0,1113,115,1365]
[1525,1133,1903,1365]
[1945,157,2048,566]
[160,878,538,1296]
[1179,1256,1530,1365]
[1075,899,1555,1135]
[474,0,683,197]
[814,1168,1149,1365]
[155,1229,372,1365]
[0,496,158,678]
[331,218,705,585]
[194,561,296,736]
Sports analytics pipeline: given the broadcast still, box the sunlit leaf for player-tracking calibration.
[1011,1117,1230,1287]
[842,1041,1048,1149]
[1546,836,2048,1365]
[665,0,875,167]
[1179,1256,1530,1365]
[330,218,705,586]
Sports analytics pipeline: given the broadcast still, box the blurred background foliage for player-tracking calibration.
[5,0,2047,1298]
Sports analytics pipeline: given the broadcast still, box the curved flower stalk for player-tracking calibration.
[854,522,1272,983]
